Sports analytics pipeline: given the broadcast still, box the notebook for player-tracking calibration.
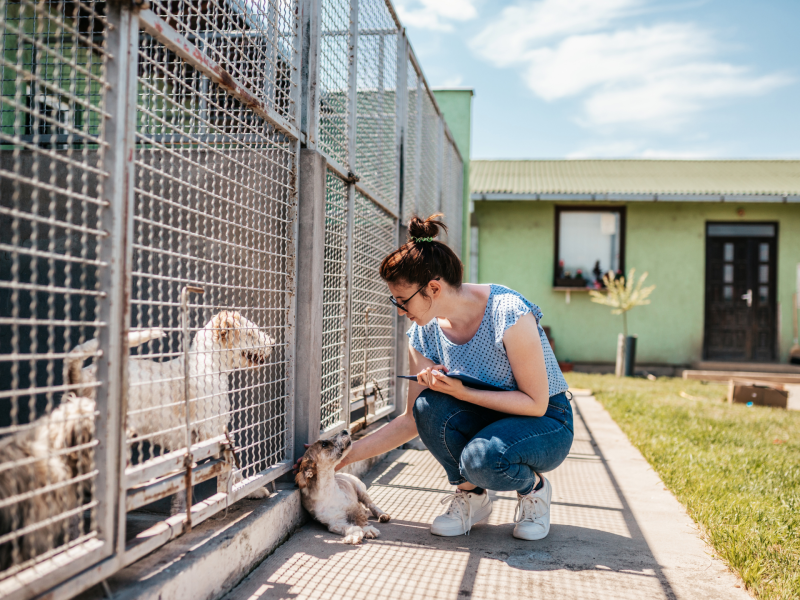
[397,370,506,392]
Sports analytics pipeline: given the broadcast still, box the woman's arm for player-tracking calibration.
[335,344,436,470]
[418,312,550,417]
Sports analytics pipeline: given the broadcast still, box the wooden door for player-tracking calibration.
[704,223,777,362]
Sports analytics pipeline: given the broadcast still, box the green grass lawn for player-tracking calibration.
[564,373,800,600]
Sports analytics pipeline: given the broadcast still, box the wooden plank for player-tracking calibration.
[682,370,800,384]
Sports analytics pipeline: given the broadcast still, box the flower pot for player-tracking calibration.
[623,335,637,377]
[554,278,588,288]
[615,334,638,377]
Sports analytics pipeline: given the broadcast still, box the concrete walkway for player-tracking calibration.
[224,395,750,600]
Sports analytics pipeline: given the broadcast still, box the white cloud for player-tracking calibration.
[472,0,642,66]
[394,0,477,32]
[469,0,792,129]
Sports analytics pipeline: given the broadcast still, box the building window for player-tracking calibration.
[554,207,625,288]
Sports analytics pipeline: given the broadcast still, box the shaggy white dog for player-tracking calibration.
[65,311,275,452]
[296,430,390,544]
[0,394,96,572]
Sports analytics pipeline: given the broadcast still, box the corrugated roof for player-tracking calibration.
[470,160,800,197]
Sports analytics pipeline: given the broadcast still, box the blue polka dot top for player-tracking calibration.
[406,284,569,397]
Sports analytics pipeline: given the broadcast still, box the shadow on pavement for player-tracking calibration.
[225,400,680,600]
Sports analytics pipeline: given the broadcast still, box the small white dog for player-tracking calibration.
[0,394,96,571]
[65,311,275,452]
[295,430,390,544]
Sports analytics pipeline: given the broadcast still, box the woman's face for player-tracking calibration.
[387,280,440,325]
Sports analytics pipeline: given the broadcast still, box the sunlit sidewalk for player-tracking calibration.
[224,395,749,600]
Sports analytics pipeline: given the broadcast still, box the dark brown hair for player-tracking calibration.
[379,214,463,290]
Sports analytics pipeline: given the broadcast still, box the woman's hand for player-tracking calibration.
[416,365,468,400]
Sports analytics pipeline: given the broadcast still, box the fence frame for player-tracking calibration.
[0,0,463,595]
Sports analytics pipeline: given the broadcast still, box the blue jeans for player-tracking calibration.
[413,390,574,495]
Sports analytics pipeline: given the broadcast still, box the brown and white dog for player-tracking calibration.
[295,430,390,544]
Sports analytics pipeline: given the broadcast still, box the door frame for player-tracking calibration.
[703,221,779,362]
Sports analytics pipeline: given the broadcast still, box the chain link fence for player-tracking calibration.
[0,0,463,595]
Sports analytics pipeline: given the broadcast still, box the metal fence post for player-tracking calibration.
[392,30,408,418]
[341,0,358,425]
[395,32,407,217]
[300,0,322,147]
[96,0,139,558]
[341,182,356,428]
[413,68,423,217]
[347,0,359,170]
[294,149,328,458]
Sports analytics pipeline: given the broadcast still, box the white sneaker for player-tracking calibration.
[513,476,552,540]
[431,488,493,536]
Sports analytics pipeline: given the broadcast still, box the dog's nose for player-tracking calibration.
[342,429,350,436]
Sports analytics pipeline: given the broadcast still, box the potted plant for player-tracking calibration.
[555,265,589,288]
[589,269,655,377]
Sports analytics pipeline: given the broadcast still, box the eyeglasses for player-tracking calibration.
[389,278,439,313]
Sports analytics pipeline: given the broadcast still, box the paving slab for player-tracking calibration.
[224,396,750,600]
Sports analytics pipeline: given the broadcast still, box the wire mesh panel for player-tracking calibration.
[0,0,108,581]
[402,61,420,224]
[319,171,348,432]
[350,192,395,416]
[147,0,298,128]
[318,0,350,168]
[128,23,296,488]
[354,0,396,210]
[417,87,439,219]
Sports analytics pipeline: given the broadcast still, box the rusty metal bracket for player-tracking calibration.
[223,427,242,470]
[344,171,361,184]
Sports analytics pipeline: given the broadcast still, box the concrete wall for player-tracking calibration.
[473,200,800,365]
[432,89,472,278]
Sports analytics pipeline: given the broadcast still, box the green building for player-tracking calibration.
[470,160,800,369]
[432,89,473,275]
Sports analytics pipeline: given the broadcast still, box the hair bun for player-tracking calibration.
[408,213,448,242]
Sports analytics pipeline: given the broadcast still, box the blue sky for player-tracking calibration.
[395,0,800,159]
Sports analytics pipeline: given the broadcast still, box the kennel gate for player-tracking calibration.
[314,0,465,438]
[0,0,301,595]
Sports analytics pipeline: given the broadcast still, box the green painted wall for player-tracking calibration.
[432,89,473,279]
[474,201,800,365]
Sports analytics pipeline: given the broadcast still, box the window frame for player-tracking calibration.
[553,205,627,288]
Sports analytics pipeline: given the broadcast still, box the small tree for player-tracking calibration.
[589,269,655,337]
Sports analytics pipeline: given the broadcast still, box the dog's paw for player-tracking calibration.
[343,533,363,545]
[378,513,391,523]
[362,525,380,539]
[246,487,270,499]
